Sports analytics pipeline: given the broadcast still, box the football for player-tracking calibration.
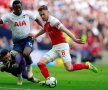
[45,77,57,88]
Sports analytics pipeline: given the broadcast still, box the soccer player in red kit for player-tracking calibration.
[30,5,98,79]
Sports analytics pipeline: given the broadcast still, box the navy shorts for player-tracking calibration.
[13,37,34,53]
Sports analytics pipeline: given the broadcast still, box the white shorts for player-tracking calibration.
[43,43,71,63]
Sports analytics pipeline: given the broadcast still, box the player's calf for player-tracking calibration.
[23,51,33,78]
[17,73,23,85]
[64,61,73,72]
[37,62,50,79]
[64,61,89,72]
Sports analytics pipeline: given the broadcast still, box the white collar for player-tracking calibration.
[47,15,52,22]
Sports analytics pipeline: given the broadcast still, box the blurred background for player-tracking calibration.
[0,0,108,65]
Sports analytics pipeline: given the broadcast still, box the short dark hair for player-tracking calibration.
[38,5,48,11]
[0,49,9,58]
[12,0,22,7]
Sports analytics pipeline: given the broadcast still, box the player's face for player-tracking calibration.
[13,3,22,16]
[39,10,49,21]
[3,53,12,62]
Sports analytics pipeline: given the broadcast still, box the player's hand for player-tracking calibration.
[12,64,19,69]
[75,39,86,44]
[5,61,10,68]
[28,33,36,39]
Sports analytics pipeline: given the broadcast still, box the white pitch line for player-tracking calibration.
[0,87,40,90]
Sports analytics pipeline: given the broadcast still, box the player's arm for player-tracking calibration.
[0,63,7,72]
[29,29,45,39]
[27,11,43,27]
[35,18,43,27]
[52,17,85,44]
[35,29,45,38]
[60,26,85,44]
[11,51,20,69]
[0,14,9,25]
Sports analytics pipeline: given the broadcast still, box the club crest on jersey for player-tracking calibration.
[14,20,26,27]
[55,22,60,28]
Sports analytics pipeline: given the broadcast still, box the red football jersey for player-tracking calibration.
[44,16,67,45]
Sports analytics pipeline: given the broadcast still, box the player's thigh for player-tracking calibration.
[23,47,32,56]
[23,38,34,55]
[58,46,71,63]
[43,49,59,63]
[39,57,50,64]
[64,61,72,71]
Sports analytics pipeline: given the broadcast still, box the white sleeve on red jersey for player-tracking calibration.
[1,14,10,23]
[49,16,64,30]
[26,11,37,20]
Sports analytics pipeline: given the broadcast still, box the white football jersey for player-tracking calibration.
[1,11,37,40]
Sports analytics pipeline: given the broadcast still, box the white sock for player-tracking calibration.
[18,73,22,81]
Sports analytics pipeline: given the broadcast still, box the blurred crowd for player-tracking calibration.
[0,0,108,63]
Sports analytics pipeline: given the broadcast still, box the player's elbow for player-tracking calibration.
[23,51,30,57]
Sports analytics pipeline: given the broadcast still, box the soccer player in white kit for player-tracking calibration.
[0,0,43,84]
[29,5,98,80]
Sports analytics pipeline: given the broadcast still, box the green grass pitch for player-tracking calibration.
[0,65,108,90]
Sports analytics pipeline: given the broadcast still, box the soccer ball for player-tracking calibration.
[45,77,57,88]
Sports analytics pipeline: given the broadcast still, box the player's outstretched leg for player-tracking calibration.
[26,76,46,86]
[37,62,50,79]
[64,61,98,73]
[27,77,41,83]
[23,47,33,78]
[37,57,50,79]
[17,57,24,85]
[17,73,23,85]
[86,62,98,73]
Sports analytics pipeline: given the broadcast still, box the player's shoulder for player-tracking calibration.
[3,12,13,18]
[49,16,59,23]
[48,16,60,26]
[22,10,32,16]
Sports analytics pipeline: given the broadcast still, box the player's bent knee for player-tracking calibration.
[37,58,48,66]
[65,67,72,72]
[23,52,29,57]
[38,58,49,65]
[37,62,43,66]
[37,62,46,67]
